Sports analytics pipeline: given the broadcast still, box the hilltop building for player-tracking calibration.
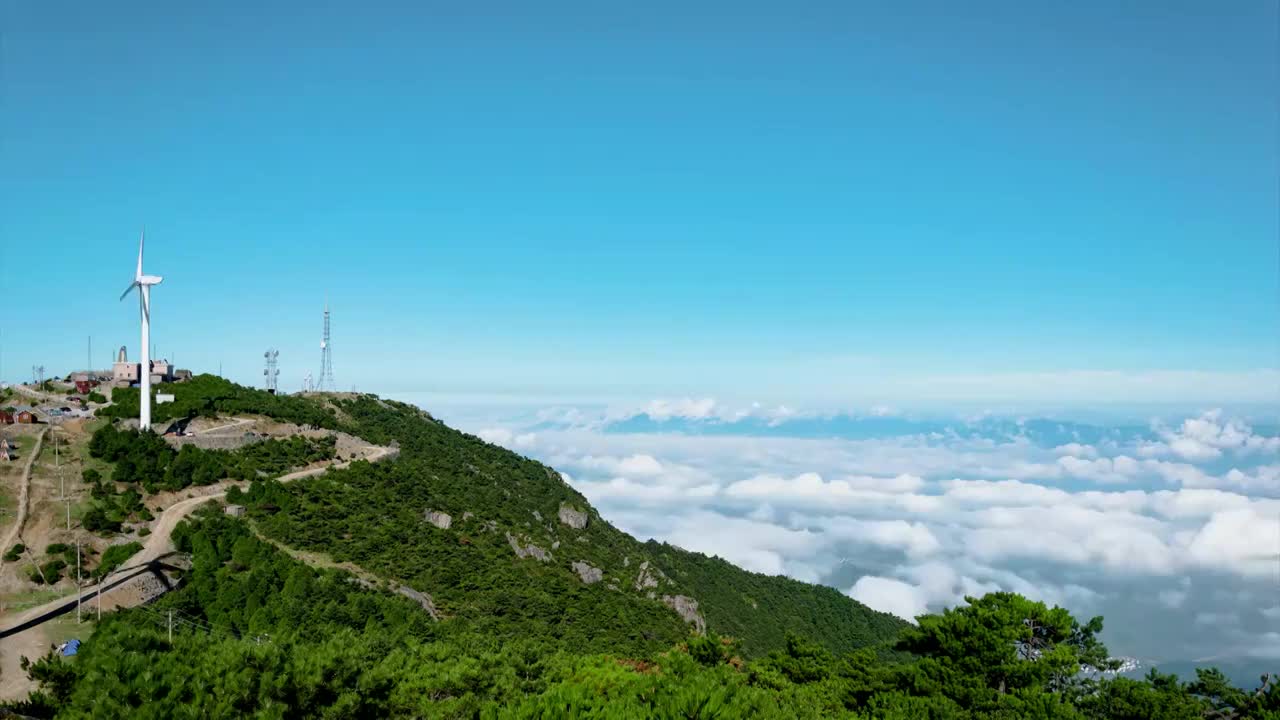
[111,345,191,387]
[113,346,139,383]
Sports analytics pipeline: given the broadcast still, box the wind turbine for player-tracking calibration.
[119,230,163,431]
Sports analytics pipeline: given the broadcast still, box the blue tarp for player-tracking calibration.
[61,639,81,656]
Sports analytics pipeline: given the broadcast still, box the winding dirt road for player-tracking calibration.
[0,427,49,569]
[1,443,396,632]
[0,443,396,700]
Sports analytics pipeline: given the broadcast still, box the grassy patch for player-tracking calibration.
[43,612,92,648]
[0,587,68,613]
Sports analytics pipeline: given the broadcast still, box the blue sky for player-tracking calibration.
[2,1,1276,409]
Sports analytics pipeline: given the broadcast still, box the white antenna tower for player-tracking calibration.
[317,298,335,391]
[263,349,280,393]
[32,365,45,385]
[303,372,313,393]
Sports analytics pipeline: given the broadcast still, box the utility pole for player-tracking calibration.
[56,431,69,530]
[77,540,82,623]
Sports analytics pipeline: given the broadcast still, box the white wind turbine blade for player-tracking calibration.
[120,281,139,301]
[136,228,145,280]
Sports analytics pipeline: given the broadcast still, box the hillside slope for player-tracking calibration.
[238,389,907,656]
[99,378,907,656]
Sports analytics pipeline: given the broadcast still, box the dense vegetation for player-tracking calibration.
[99,374,346,430]
[6,383,1273,717]
[78,423,335,535]
[645,539,907,658]
[88,423,336,492]
[9,509,1277,718]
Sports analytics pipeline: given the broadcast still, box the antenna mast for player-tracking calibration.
[317,298,334,391]
[263,349,280,394]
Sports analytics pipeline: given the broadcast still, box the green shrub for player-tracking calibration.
[39,559,67,584]
[93,542,142,580]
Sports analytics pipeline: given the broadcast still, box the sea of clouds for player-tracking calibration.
[395,394,1280,667]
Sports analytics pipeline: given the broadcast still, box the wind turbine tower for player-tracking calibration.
[317,299,334,391]
[119,230,163,431]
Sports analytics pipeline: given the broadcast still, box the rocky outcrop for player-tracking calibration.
[558,503,588,530]
[662,594,706,634]
[350,577,440,620]
[424,510,452,529]
[393,584,441,620]
[634,560,665,591]
[571,561,603,584]
[506,532,552,562]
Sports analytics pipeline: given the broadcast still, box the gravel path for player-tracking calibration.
[0,426,48,570]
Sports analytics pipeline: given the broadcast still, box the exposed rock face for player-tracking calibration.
[424,510,452,529]
[558,503,588,530]
[662,595,706,634]
[393,584,441,620]
[506,532,552,562]
[572,561,603,584]
[462,511,474,521]
[350,577,441,620]
[551,541,561,550]
[634,560,664,591]
[532,510,543,521]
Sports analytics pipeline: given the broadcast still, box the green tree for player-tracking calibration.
[895,592,1110,712]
